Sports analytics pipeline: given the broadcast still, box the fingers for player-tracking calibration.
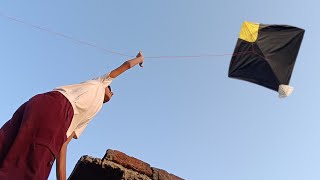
[136,51,143,58]
[137,51,144,68]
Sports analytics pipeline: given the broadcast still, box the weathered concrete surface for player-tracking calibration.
[68,149,184,180]
[68,155,151,180]
[152,168,184,180]
[103,149,153,177]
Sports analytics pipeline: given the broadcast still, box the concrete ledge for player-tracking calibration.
[68,149,184,180]
[103,149,153,177]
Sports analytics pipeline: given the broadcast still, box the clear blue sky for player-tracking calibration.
[0,1,319,180]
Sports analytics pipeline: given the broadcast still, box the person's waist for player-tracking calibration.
[52,90,79,114]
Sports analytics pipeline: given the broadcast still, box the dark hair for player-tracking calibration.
[107,85,112,92]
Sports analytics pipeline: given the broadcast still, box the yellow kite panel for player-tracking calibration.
[239,21,259,42]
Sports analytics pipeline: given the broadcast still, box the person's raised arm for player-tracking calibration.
[109,51,144,78]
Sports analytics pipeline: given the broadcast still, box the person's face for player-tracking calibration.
[103,86,113,103]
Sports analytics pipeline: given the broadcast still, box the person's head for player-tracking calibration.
[103,85,113,103]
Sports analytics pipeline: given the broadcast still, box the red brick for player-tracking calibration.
[103,149,153,177]
[152,168,184,180]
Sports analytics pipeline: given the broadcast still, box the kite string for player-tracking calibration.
[0,11,132,58]
[0,11,252,59]
[145,51,253,59]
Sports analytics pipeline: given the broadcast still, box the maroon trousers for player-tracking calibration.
[0,91,73,180]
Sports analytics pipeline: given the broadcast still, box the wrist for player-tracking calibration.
[127,58,140,67]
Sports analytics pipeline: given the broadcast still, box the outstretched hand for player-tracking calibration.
[136,51,144,68]
[109,51,145,79]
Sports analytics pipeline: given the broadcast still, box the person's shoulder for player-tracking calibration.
[82,79,103,86]
[82,80,107,91]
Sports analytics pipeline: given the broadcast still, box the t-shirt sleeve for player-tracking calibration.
[92,72,114,88]
[73,122,89,139]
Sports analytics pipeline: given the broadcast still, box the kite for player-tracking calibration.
[228,21,305,97]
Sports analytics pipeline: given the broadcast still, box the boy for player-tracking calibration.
[0,51,144,180]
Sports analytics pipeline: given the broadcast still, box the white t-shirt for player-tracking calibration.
[54,73,113,139]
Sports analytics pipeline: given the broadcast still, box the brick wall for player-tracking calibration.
[68,149,184,180]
